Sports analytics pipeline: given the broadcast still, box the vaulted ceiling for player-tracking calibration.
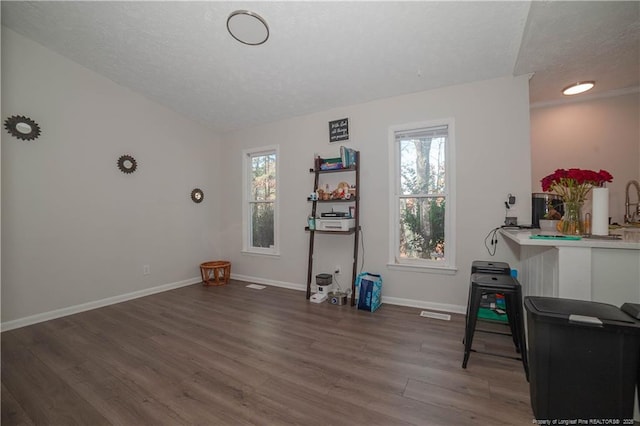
[2,1,638,133]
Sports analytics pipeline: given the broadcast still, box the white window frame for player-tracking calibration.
[388,119,456,273]
[242,145,280,256]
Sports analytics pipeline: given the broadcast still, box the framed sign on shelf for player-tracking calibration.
[329,118,349,143]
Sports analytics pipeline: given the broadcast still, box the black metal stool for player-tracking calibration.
[469,261,511,324]
[471,260,510,275]
[466,260,512,340]
[462,272,529,379]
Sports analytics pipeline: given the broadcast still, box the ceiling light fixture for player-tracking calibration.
[227,10,269,46]
[562,81,595,96]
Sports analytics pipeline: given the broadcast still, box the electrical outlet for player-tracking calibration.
[143,265,151,275]
[334,265,341,274]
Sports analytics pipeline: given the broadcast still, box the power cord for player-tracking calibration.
[359,227,365,275]
[333,273,344,293]
[504,201,511,225]
[484,227,500,256]
[332,227,364,297]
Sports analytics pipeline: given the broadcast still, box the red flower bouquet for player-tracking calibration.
[541,168,613,203]
[541,168,613,235]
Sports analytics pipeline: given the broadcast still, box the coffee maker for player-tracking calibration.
[532,193,563,227]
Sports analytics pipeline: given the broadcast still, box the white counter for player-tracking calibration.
[500,228,640,306]
[501,228,640,249]
[502,228,640,422]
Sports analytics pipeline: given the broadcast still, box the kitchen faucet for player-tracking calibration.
[624,180,640,223]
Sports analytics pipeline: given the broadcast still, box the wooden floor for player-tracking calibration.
[2,281,533,425]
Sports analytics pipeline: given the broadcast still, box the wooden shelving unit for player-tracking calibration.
[306,151,360,306]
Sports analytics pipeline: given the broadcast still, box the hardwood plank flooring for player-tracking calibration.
[2,280,534,425]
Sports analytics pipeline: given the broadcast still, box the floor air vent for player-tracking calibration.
[419,311,451,321]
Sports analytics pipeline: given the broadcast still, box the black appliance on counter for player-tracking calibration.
[531,193,563,228]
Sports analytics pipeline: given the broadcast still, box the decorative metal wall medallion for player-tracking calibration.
[191,188,204,203]
[4,115,41,140]
[117,155,137,174]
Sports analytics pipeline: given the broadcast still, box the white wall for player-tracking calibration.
[221,75,532,312]
[531,92,640,224]
[1,28,222,325]
[1,27,533,322]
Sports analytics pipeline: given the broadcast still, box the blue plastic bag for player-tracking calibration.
[356,272,382,312]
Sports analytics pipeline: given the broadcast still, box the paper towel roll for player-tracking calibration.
[592,187,609,235]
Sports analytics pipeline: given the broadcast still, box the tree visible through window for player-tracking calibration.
[394,124,450,264]
[244,147,278,253]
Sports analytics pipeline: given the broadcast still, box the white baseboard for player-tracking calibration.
[231,273,465,315]
[231,273,306,292]
[1,277,201,332]
[1,274,465,332]
[381,296,466,315]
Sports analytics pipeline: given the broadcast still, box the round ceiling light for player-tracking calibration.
[227,10,269,46]
[562,81,595,96]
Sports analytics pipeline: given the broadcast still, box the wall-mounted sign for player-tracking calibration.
[329,118,349,143]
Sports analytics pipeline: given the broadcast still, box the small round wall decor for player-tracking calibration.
[4,115,41,141]
[117,155,137,174]
[191,188,204,203]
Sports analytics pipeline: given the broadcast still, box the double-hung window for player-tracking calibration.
[389,120,455,270]
[243,145,279,255]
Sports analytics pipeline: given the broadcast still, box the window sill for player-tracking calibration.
[241,250,280,258]
[386,263,457,275]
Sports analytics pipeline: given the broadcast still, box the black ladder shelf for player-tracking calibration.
[306,151,360,306]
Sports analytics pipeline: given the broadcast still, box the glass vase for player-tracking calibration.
[561,201,584,235]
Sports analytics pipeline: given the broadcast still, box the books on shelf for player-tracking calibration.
[340,146,357,168]
[319,157,343,170]
[314,148,356,171]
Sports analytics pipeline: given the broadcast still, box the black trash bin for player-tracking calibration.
[525,296,640,422]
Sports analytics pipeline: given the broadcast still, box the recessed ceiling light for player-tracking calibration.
[562,81,595,96]
[227,10,269,46]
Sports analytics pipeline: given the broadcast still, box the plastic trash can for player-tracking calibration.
[525,296,640,422]
[622,302,640,420]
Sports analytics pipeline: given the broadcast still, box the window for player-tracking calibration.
[243,146,279,255]
[389,120,455,270]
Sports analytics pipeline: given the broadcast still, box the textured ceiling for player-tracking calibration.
[516,1,640,104]
[2,1,638,133]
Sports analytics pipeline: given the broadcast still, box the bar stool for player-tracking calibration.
[466,260,512,339]
[469,260,511,325]
[462,272,529,379]
[471,260,511,275]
